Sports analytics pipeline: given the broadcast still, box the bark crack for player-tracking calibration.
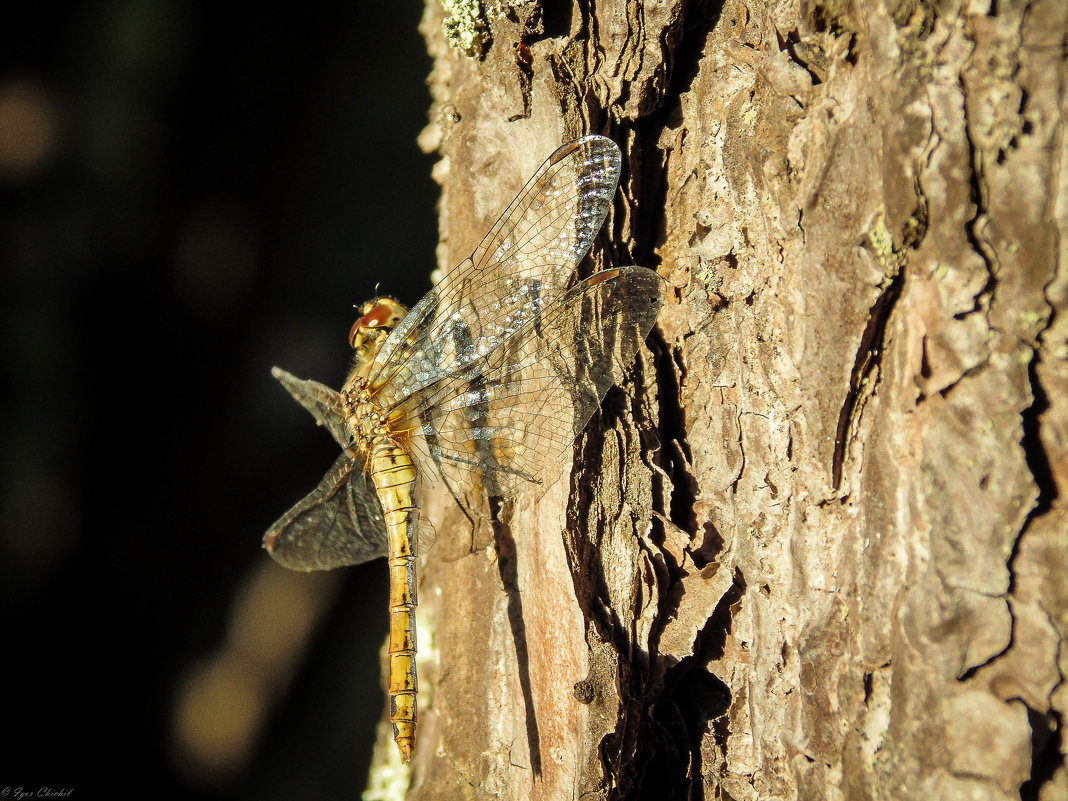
[830,250,906,491]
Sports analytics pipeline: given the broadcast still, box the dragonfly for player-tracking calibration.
[263,135,665,763]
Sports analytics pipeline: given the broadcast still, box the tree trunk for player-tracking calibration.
[366,2,1068,799]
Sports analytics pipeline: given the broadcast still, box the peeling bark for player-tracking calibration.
[368,2,1068,799]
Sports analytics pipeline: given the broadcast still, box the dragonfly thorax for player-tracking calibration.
[340,381,393,445]
[343,296,408,447]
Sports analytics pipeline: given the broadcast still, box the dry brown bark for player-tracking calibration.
[365,2,1068,799]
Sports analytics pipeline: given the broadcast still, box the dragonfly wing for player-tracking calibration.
[367,136,624,409]
[272,366,349,447]
[264,451,389,570]
[391,266,665,496]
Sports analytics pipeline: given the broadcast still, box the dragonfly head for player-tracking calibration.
[349,297,408,374]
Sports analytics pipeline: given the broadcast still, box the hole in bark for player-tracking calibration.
[844,33,858,66]
[538,1,572,39]
[782,30,824,86]
[689,520,724,568]
[919,335,933,379]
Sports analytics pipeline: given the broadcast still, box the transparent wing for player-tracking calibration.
[366,135,624,410]
[263,451,389,571]
[271,366,349,447]
[389,267,665,496]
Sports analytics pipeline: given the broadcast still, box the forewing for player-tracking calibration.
[264,451,389,570]
[390,266,665,497]
[367,136,624,410]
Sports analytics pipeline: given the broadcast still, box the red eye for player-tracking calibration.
[349,303,394,347]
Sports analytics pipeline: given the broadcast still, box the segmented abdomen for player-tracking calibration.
[369,437,419,763]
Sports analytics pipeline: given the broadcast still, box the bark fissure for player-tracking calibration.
[1019,355,1057,526]
[830,263,906,490]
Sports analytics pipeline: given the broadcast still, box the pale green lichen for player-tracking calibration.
[742,100,759,128]
[362,738,410,801]
[868,214,895,262]
[866,209,905,275]
[440,0,488,56]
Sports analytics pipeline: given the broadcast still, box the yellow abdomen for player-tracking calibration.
[369,438,419,763]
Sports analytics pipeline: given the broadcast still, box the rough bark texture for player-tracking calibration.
[367,2,1067,799]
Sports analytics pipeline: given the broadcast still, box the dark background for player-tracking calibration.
[2,2,437,797]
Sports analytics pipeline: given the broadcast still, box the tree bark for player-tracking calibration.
[366,2,1068,799]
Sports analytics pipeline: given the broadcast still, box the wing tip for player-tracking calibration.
[550,134,620,167]
[262,528,319,572]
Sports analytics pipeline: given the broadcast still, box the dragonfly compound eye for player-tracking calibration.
[349,305,388,347]
[350,301,407,348]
